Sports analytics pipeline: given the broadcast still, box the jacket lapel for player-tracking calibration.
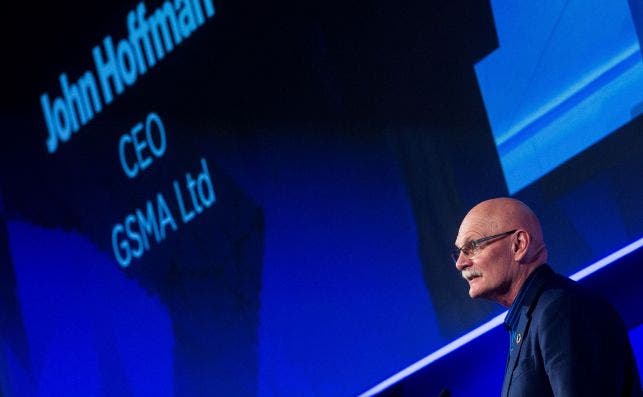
[501,307,531,396]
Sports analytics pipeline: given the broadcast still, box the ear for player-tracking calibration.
[513,230,530,262]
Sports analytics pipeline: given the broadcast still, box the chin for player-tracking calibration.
[467,281,484,299]
[468,284,490,300]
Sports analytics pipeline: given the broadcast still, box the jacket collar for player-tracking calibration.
[501,264,552,396]
[504,264,552,332]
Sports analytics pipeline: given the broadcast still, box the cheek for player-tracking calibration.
[478,267,500,289]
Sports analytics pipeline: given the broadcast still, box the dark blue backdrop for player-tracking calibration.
[1,0,642,395]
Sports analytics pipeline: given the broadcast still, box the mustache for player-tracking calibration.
[461,269,482,280]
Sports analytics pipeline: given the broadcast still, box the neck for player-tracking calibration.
[497,263,542,308]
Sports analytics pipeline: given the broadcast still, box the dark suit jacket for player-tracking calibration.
[501,265,642,397]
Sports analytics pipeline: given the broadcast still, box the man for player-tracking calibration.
[453,198,641,397]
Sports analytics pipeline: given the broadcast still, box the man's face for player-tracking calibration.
[454,214,515,301]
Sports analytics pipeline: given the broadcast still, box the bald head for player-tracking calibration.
[462,198,546,265]
[455,198,548,306]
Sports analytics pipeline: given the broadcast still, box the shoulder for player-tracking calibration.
[524,270,642,396]
[531,271,625,338]
[535,271,609,310]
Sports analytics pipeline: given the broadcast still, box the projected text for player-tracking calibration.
[111,113,216,268]
[40,0,216,154]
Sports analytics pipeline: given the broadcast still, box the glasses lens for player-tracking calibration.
[462,241,475,257]
[452,242,475,263]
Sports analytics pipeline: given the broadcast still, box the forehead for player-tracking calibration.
[455,214,497,245]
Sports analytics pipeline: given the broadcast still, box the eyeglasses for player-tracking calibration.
[451,229,517,263]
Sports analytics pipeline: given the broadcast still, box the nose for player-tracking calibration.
[455,253,471,272]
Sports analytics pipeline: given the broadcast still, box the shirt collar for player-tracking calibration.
[504,264,552,331]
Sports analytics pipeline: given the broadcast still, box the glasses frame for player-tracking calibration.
[451,229,517,263]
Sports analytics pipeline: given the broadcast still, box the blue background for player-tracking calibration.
[1,1,642,396]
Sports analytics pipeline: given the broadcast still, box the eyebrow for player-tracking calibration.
[454,240,471,250]
[456,235,478,247]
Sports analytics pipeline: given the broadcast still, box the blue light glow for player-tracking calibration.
[358,312,507,397]
[570,236,643,281]
[475,0,643,193]
[359,236,643,396]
